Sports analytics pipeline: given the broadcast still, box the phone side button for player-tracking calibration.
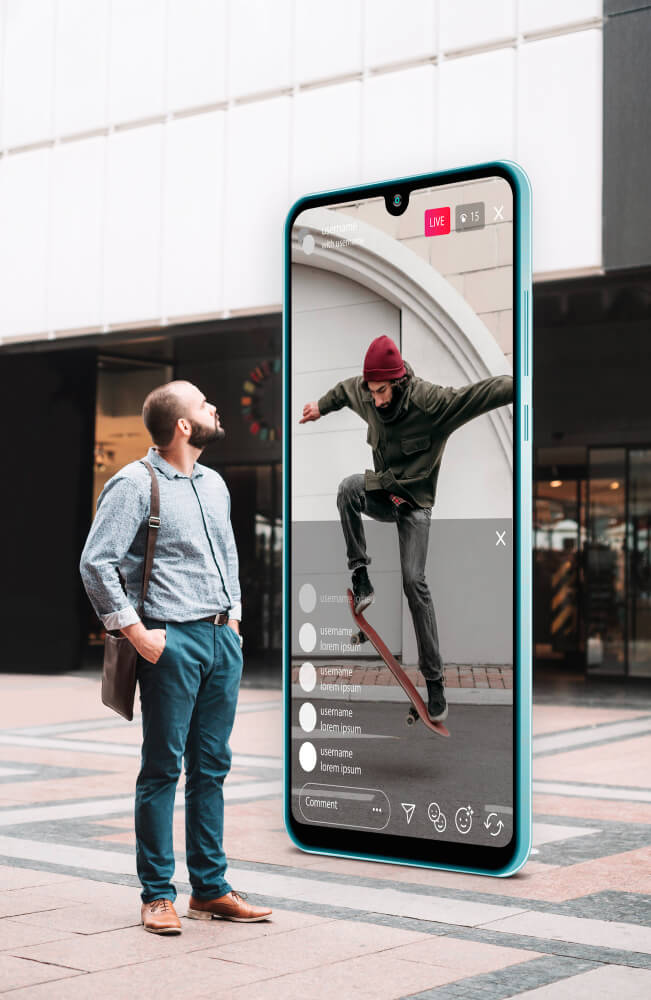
[524,404,529,442]
[523,290,529,377]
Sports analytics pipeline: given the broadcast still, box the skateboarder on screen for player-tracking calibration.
[299,334,513,723]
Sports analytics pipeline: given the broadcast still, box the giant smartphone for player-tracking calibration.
[283,162,531,876]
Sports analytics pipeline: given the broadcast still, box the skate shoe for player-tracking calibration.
[352,566,375,615]
[426,678,448,722]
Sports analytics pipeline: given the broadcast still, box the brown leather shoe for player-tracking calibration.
[186,890,272,923]
[141,898,182,934]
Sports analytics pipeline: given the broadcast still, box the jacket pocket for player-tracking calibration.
[401,435,430,455]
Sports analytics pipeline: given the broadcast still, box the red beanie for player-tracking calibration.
[363,335,406,382]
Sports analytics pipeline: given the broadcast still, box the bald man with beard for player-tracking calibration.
[80,381,271,934]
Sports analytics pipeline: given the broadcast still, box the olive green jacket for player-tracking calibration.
[317,362,513,508]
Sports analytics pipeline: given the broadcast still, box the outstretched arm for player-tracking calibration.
[424,375,513,435]
[299,401,321,424]
[299,375,365,424]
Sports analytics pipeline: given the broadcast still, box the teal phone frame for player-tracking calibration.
[282,160,532,877]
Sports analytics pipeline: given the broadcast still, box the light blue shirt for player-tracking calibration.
[80,447,241,631]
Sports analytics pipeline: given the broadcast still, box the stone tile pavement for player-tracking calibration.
[0,672,650,998]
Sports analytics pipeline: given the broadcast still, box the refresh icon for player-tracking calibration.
[484,812,505,837]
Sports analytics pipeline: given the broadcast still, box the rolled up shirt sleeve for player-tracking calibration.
[224,491,242,621]
[79,477,146,631]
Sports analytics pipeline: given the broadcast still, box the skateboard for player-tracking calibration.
[347,590,450,737]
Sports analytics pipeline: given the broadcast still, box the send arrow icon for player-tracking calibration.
[401,803,416,824]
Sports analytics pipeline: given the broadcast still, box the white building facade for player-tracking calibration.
[0,0,603,346]
[5,0,651,680]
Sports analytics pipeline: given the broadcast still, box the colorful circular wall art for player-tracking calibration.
[240,358,281,441]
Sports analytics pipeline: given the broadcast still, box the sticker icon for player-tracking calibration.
[455,805,474,835]
[427,802,447,834]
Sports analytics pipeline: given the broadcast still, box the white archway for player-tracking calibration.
[292,207,513,471]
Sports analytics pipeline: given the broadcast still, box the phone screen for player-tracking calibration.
[286,168,522,871]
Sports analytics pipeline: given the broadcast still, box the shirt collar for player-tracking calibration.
[147,446,204,480]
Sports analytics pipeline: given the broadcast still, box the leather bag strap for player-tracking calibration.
[139,460,160,612]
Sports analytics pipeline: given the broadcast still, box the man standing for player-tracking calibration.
[300,335,513,725]
[80,380,271,934]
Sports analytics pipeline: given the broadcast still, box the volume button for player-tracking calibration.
[523,290,529,377]
[524,404,529,442]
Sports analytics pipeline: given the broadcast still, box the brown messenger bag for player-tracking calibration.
[101,459,160,721]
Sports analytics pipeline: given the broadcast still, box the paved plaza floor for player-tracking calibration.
[0,670,650,998]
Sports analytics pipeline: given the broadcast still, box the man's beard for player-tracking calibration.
[188,418,225,448]
[376,375,411,421]
[376,385,402,419]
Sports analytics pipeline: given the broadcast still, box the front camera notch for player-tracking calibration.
[385,189,409,216]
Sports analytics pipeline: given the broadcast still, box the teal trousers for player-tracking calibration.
[135,618,243,903]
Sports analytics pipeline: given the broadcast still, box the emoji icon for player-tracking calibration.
[455,805,474,835]
[427,802,447,834]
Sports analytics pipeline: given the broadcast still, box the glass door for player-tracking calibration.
[585,448,627,675]
[628,449,651,677]
[534,478,582,663]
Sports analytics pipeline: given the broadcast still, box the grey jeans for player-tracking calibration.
[337,473,444,683]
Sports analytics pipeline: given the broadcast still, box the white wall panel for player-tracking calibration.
[224,98,290,309]
[0,4,607,339]
[292,430,371,499]
[518,30,602,273]
[109,0,165,124]
[519,0,602,35]
[1,0,54,148]
[168,0,227,110]
[162,112,224,318]
[48,137,104,331]
[0,9,3,138]
[295,0,363,83]
[440,0,515,51]
[104,126,162,323]
[292,82,361,199]
[438,49,515,169]
[54,0,109,136]
[362,66,435,183]
[228,0,291,98]
[293,302,397,375]
[364,0,437,67]
[0,150,49,337]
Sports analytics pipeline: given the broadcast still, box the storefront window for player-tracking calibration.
[534,470,582,663]
[534,448,587,665]
[585,448,627,675]
[628,449,651,677]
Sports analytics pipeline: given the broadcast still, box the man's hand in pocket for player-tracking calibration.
[121,622,167,664]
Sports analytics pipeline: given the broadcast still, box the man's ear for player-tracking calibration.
[177,417,191,438]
